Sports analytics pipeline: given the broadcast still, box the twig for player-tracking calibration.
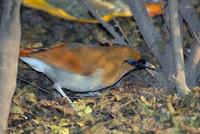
[179,0,200,46]
[113,17,133,46]
[80,0,127,45]
[188,23,200,46]
[17,77,99,99]
[119,99,133,110]
[17,77,53,95]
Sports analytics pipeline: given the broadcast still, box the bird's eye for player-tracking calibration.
[123,59,138,66]
[123,59,155,70]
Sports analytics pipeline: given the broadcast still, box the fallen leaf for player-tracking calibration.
[10,104,24,115]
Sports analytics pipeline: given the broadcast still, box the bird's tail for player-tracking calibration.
[19,43,65,57]
[19,48,38,56]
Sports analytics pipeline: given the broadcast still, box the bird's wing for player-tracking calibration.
[20,44,99,76]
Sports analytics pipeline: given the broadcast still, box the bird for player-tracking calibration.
[20,43,155,108]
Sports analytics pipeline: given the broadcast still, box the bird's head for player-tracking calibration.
[119,47,156,71]
[123,59,156,70]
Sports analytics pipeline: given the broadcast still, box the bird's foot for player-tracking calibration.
[53,83,77,110]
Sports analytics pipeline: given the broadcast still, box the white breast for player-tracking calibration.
[21,57,105,92]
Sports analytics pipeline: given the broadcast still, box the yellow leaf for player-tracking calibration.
[140,96,151,106]
[23,0,97,23]
[74,99,94,116]
[10,104,24,114]
[166,96,175,114]
[50,125,69,134]
[24,92,37,104]
[59,118,69,127]
[22,0,163,23]
[77,106,93,117]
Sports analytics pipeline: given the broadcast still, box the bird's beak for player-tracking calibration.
[142,61,156,70]
[124,59,156,70]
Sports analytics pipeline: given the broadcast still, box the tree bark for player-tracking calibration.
[185,42,200,87]
[168,0,190,95]
[126,0,175,89]
[0,0,21,133]
[179,0,200,87]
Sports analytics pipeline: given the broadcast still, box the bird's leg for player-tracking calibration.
[53,83,76,109]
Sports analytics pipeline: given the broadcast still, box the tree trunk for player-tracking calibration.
[179,0,200,87]
[126,0,175,89]
[0,0,21,133]
[168,0,190,95]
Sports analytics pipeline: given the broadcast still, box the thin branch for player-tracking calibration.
[17,77,53,95]
[112,18,132,46]
[179,0,200,45]
[81,0,127,45]
[190,27,200,45]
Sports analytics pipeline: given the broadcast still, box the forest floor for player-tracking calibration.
[7,3,200,134]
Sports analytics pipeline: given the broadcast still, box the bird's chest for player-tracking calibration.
[45,66,106,92]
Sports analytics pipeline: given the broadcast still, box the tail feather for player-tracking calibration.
[19,48,36,56]
[19,43,66,57]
